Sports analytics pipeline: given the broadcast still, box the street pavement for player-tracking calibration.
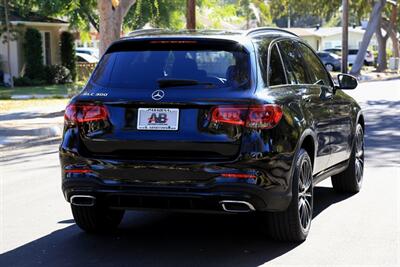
[0,79,399,267]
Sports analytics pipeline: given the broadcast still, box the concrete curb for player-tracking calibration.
[32,126,63,137]
[0,136,61,152]
[10,94,69,100]
[358,74,400,83]
[0,125,63,151]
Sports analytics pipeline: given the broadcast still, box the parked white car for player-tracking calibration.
[324,48,374,66]
[76,53,99,63]
[76,48,99,59]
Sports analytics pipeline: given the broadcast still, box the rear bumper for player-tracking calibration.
[60,148,295,213]
[62,177,291,213]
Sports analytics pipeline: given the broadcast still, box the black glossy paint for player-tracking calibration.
[60,30,363,213]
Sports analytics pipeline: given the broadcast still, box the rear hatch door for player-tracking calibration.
[76,38,255,161]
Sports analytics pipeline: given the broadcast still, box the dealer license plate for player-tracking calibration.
[137,108,179,131]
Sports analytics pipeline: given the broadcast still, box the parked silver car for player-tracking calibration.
[323,48,374,66]
[317,52,341,71]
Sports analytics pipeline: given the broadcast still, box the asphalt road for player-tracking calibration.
[1,79,399,267]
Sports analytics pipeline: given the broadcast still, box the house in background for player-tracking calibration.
[285,27,393,52]
[74,23,128,59]
[74,27,100,56]
[0,6,68,78]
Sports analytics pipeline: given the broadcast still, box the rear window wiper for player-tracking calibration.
[157,79,214,88]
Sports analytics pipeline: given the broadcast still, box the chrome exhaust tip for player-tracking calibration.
[219,200,255,213]
[70,195,96,207]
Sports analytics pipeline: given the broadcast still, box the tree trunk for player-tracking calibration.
[350,0,386,76]
[375,17,389,71]
[3,0,13,87]
[186,0,196,29]
[375,30,388,71]
[389,3,399,58]
[341,0,349,73]
[98,0,136,56]
[390,30,399,58]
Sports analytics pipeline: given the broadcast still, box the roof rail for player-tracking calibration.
[245,27,299,37]
[127,28,165,37]
[197,29,242,35]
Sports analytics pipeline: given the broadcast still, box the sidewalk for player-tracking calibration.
[357,71,400,82]
[11,94,68,100]
[330,69,400,83]
[0,104,65,150]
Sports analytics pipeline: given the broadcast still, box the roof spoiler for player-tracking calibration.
[245,27,299,37]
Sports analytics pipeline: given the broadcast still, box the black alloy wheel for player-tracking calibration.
[332,124,364,193]
[263,148,314,242]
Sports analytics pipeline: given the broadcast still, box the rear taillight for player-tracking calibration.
[221,173,256,179]
[211,104,282,129]
[64,169,92,174]
[64,103,108,124]
[211,106,247,126]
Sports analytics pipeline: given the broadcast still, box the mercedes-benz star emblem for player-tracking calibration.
[151,90,165,101]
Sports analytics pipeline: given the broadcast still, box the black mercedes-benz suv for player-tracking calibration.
[60,28,364,241]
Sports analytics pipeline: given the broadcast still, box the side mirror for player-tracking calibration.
[337,74,358,90]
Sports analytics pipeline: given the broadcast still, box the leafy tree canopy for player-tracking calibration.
[268,0,396,28]
[9,0,396,33]
[10,0,183,38]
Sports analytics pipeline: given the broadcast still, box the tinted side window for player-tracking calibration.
[255,38,272,87]
[90,53,115,86]
[298,43,332,86]
[278,41,309,84]
[269,45,287,86]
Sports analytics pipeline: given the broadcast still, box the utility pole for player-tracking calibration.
[186,0,196,30]
[288,2,291,28]
[3,0,13,87]
[341,0,349,73]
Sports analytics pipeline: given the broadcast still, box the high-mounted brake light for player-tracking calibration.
[64,104,108,124]
[211,104,282,129]
[149,40,197,44]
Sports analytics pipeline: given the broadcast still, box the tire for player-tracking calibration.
[325,63,334,72]
[331,124,364,193]
[263,149,313,242]
[71,204,125,233]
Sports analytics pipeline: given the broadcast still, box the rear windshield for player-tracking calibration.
[91,40,250,90]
